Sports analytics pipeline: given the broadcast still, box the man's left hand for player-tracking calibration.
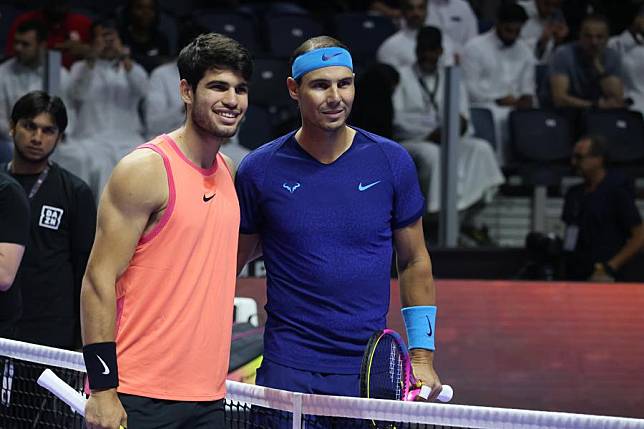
[409,348,442,401]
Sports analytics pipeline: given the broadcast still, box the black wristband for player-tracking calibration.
[83,342,119,390]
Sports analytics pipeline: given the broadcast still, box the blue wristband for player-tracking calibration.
[402,306,437,351]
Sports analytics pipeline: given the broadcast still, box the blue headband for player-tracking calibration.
[291,47,353,80]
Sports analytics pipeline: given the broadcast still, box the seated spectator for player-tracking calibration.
[350,62,400,139]
[0,170,30,339]
[562,135,644,282]
[1,91,96,349]
[4,0,92,69]
[67,17,148,196]
[377,0,458,69]
[0,20,70,143]
[144,23,205,139]
[392,26,504,216]
[608,6,644,116]
[518,0,569,63]
[546,14,625,110]
[118,0,171,74]
[462,2,535,162]
[424,0,478,53]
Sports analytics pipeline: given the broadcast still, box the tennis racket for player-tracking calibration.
[37,369,127,429]
[360,329,453,402]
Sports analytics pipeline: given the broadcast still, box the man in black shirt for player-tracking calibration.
[562,135,644,281]
[0,171,30,338]
[2,90,96,349]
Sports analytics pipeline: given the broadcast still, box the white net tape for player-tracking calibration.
[2,338,643,429]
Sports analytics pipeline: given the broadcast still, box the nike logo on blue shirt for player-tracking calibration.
[358,181,381,191]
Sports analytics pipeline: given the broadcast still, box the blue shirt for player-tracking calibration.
[236,127,424,373]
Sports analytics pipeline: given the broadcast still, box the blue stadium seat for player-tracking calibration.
[239,105,274,150]
[333,13,397,66]
[510,109,572,185]
[250,57,292,108]
[266,14,324,58]
[582,109,644,163]
[469,107,497,149]
[0,3,23,59]
[0,138,12,164]
[191,11,259,53]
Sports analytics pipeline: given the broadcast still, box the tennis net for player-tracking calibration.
[1,338,643,429]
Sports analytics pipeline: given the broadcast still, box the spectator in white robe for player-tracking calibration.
[608,6,644,116]
[424,0,478,53]
[377,0,458,69]
[67,17,148,197]
[0,21,71,146]
[393,26,504,215]
[462,2,535,163]
[518,0,569,64]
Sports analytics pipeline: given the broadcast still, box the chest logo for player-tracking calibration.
[203,193,216,202]
[39,205,64,230]
[283,182,301,193]
[358,180,381,191]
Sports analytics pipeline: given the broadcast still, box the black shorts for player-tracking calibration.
[118,393,225,429]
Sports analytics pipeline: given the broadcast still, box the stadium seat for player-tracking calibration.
[333,13,397,67]
[239,105,274,150]
[250,57,292,107]
[191,11,259,53]
[470,107,497,149]
[510,109,573,231]
[0,3,22,58]
[582,109,644,163]
[0,138,12,164]
[266,14,324,58]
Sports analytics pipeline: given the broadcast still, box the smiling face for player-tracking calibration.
[11,112,61,164]
[287,66,355,134]
[182,67,249,139]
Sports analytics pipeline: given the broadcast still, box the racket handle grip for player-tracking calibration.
[406,384,453,402]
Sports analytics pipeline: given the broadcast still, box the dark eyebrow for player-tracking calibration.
[205,80,230,87]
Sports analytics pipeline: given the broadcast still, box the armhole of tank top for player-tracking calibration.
[138,143,176,245]
[218,152,234,180]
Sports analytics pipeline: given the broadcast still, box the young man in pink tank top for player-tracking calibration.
[80,33,253,429]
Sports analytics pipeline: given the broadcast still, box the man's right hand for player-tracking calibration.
[85,389,127,429]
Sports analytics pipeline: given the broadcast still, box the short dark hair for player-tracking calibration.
[288,35,349,79]
[16,19,48,42]
[401,0,425,11]
[580,14,610,32]
[582,134,608,160]
[90,17,119,41]
[11,90,68,133]
[496,2,528,24]
[177,32,253,90]
[416,26,443,51]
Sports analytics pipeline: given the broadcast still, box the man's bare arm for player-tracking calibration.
[394,218,441,401]
[81,150,166,429]
[237,233,262,275]
[0,243,25,291]
[550,74,593,108]
[608,224,644,271]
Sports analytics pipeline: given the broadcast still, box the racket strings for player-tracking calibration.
[369,336,405,400]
